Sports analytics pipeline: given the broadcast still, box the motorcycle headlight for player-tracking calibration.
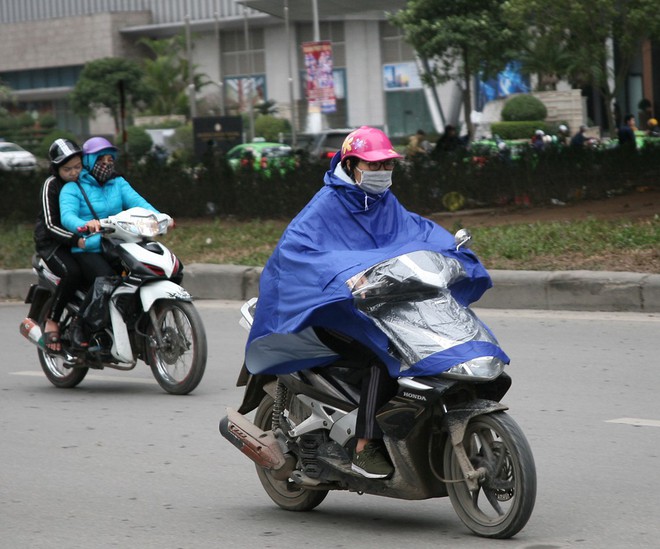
[117,216,160,237]
[440,356,506,381]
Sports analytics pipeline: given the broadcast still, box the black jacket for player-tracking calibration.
[34,175,79,260]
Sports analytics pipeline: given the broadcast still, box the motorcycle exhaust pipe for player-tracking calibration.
[220,408,289,473]
[19,317,46,349]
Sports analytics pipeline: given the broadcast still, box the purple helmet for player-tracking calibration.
[82,137,118,155]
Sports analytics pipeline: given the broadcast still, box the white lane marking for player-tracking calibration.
[606,418,660,428]
[10,371,155,384]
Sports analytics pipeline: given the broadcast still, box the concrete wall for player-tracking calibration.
[532,89,587,133]
[0,12,151,72]
[345,20,386,128]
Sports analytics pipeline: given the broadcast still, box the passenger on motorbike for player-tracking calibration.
[33,139,97,353]
[59,136,161,347]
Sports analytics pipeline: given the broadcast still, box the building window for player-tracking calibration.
[221,28,265,76]
[380,23,416,64]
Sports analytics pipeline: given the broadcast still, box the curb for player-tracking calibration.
[2,266,658,313]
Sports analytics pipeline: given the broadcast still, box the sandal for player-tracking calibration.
[43,319,62,354]
[43,331,62,354]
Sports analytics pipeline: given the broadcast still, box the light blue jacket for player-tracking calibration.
[59,149,158,253]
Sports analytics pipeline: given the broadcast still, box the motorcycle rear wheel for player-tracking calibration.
[254,395,329,511]
[37,298,88,389]
[147,300,207,395]
[443,411,536,539]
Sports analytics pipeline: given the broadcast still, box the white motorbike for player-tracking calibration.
[21,207,207,395]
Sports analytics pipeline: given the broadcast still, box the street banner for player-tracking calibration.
[302,40,336,114]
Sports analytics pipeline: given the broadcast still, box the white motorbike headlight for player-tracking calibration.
[440,356,506,381]
[119,216,159,237]
[116,220,141,235]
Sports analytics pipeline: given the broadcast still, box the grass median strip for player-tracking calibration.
[1,216,657,273]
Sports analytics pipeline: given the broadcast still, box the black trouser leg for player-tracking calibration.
[314,327,398,440]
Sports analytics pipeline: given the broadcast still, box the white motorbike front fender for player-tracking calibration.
[139,281,192,312]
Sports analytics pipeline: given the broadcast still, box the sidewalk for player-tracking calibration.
[2,264,659,312]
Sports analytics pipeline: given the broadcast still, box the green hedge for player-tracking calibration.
[3,143,659,224]
[490,121,549,139]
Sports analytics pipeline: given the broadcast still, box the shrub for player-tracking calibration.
[118,126,154,161]
[254,115,291,142]
[16,112,36,128]
[501,94,547,122]
[39,113,57,129]
[490,121,549,139]
[168,124,194,164]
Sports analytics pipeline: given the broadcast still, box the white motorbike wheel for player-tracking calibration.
[147,300,207,395]
[443,411,537,539]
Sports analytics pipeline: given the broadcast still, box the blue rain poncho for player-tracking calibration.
[245,151,506,377]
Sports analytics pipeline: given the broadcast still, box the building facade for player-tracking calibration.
[1,0,657,141]
[0,0,450,140]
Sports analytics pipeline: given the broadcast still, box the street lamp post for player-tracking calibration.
[214,8,226,116]
[185,15,196,119]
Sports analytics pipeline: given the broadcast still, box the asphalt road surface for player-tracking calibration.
[1,300,659,549]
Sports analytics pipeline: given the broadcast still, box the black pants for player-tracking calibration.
[314,328,398,440]
[73,252,116,287]
[73,252,118,330]
[41,247,83,323]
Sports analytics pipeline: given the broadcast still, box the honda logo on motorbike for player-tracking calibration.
[403,391,427,401]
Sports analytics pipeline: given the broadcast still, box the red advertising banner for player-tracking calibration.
[302,40,336,114]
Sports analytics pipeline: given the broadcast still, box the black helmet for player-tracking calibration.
[49,138,82,167]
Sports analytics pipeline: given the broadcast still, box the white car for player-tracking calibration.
[0,142,38,172]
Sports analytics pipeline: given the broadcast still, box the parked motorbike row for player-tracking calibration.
[20,211,536,538]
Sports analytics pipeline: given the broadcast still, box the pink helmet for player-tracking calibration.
[340,126,403,165]
[83,136,118,155]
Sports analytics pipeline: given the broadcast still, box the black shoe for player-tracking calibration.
[70,318,89,350]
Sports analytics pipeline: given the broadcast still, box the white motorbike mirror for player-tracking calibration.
[454,228,472,250]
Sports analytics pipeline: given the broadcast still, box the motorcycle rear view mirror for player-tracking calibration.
[454,228,472,250]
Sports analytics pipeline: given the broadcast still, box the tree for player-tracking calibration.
[517,33,573,91]
[69,57,150,133]
[504,0,660,135]
[139,34,210,117]
[390,0,523,138]
[0,80,14,117]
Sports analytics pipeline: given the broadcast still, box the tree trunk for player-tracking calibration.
[462,48,474,140]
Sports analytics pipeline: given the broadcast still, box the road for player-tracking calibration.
[1,300,659,548]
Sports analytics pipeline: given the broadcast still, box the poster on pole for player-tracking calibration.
[302,41,336,114]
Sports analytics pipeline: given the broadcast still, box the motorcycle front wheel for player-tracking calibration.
[254,395,329,511]
[37,298,88,389]
[443,411,536,539]
[147,300,207,395]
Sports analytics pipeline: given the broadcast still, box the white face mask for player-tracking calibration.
[355,166,393,194]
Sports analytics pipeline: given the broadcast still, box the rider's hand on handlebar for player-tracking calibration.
[85,220,102,233]
[348,273,369,298]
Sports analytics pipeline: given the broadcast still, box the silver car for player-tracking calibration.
[0,142,38,171]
